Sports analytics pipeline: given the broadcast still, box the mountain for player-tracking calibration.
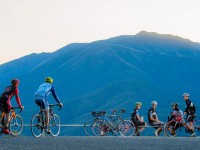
[1,31,200,136]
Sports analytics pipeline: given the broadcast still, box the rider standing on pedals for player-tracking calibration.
[34,77,63,133]
[183,93,196,132]
[148,101,164,137]
[0,79,24,134]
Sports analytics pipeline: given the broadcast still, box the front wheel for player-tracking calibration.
[118,120,135,136]
[165,120,181,137]
[30,114,43,138]
[9,115,23,136]
[84,118,96,136]
[49,114,60,137]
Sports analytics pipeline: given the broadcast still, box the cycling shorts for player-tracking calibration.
[149,122,163,129]
[133,120,146,127]
[186,115,195,123]
[0,97,11,113]
[35,99,48,110]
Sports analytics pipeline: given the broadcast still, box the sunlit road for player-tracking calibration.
[0,136,200,150]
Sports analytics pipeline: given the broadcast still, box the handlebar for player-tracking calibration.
[11,106,23,113]
[48,104,62,111]
[111,108,126,115]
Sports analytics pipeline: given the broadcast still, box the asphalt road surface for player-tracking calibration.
[0,136,200,150]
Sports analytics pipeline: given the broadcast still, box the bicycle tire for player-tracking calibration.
[30,114,43,138]
[84,118,96,136]
[49,114,60,137]
[9,115,23,136]
[118,120,135,136]
[165,120,181,137]
[92,120,109,136]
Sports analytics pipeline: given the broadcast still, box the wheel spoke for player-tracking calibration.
[49,114,60,137]
[31,114,43,138]
[9,115,23,136]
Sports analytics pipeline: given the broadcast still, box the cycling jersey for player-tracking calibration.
[148,107,157,123]
[34,82,60,109]
[184,99,195,115]
[131,108,146,127]
[0,85,22,113]
[131,108,140,122]
[169,108,184,122]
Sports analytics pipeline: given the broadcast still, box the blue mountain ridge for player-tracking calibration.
[0,31,200,135]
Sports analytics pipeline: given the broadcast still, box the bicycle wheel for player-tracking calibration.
[84,118,96,136]
[92,120,109,136]
[30,114,43,138]
[118,120,135,136]
[9,115,23,136]
[49,114,60,137]
[165,120,181,137]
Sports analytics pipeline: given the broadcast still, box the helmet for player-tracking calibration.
[135,102,142,106]
[11,79,20,85]
[151,101,158,106]
[45,77,53,83]
[171,102,179,107]
[182,93,190,97]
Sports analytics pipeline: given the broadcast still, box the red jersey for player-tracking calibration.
[1,85,21,107]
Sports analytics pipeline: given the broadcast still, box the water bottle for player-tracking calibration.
[141,116,144,122]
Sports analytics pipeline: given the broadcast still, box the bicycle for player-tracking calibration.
[92,108,135,136]
[30,104,62,138]
[165,114,200,137]
[84,111,106,136]
[0,105,23,136]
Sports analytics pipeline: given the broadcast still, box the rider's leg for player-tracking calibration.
[139,127,145,132]
[190,122,194,131]
[44,109,49,128]
[157,127,162,135]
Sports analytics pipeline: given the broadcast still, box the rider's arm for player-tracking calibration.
[149,111,158,122]
[14,88,22,107]
[51,85,61,103]
[136,114,143,122]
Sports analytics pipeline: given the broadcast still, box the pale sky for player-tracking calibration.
[1,0,200,64]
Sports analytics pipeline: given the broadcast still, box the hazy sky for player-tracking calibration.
[1,0,200,64]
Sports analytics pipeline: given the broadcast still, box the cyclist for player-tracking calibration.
[168,102,195,137]
[148,101,164,137]
[183,93,196,131]
[34,77,63,133]
[0,79,24,134]
[131,102,146,136]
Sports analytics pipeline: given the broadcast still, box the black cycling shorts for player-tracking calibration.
[149,122,162,129]
[0,97,11,113]
[133,121,146,127]
[186,115,195,123]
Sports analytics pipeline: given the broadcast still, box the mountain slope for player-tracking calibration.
[0,31,200,136]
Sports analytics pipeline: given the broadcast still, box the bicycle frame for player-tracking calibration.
[101,110,126,132]
[0,107,19,128]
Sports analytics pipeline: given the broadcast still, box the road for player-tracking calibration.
[0,136,200,150]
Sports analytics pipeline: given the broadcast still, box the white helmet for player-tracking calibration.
[151,101,158,105]
[182,93,190,97]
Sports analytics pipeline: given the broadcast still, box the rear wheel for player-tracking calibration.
[92,120,109,136]
[165,120,181,137]
[30,114,43,138]
[49,114,60,137]
[119,120,135,136]
[9,115,23,136]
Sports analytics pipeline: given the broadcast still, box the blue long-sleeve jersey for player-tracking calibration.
[34,82,60,103]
